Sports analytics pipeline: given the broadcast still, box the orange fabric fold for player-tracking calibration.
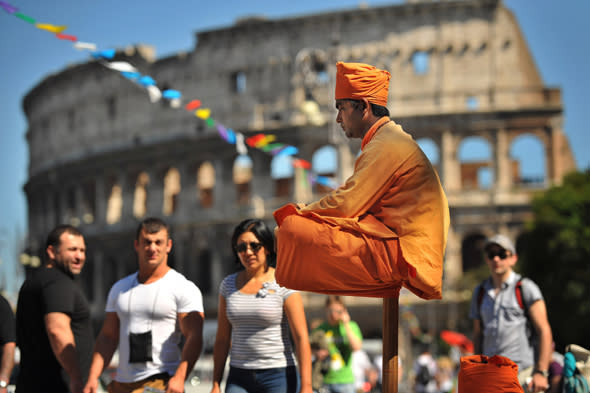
[335,62,391,106]
[274,120,449,300]
[275,208,406,298]
[458,355,523,393]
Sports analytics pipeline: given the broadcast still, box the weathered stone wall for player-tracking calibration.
[23,0,576,329]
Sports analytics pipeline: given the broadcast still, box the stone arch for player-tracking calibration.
[458,136,493,190]
[162,167,181,216]
[65,187,77,226]
[312,145,337,195]
[416,137,440,173]
[133,172,150,218]
[271,154,293,198]
[81,181,96,224]
[510,133,546,187]
[233,155,252,205]
[106,177,122,225]
[461,232,487,272]
[197,161,215,208]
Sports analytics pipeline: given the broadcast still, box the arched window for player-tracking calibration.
[412,51,429,75]
[271,154,294,198]
[106,180,122,225]
[510,134,546,187]
[233,155,252,205]
[163,168,181,216]
[458,137,493,190]
[197,162,215,208]
[133,172,150,218]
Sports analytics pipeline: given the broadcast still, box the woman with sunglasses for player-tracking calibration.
[210,218,312,393]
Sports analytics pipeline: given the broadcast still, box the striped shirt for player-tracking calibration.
[220,272,296,369]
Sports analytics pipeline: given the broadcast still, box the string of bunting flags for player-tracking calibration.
[0,0,339,189]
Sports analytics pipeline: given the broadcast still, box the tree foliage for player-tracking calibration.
[519,170,590,351]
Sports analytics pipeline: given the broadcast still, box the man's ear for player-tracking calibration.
[361,98,371,116]
[46,245,56,260]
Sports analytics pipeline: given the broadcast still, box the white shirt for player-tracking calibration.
[106,269,203,382]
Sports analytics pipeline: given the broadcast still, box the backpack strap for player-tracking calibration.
[515,278,526,310]
[477,282,485,310]
[476,279,487,322]
[478,277,528,313]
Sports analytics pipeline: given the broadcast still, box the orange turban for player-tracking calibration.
[335,62,391,106]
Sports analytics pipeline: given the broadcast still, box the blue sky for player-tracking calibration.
[1,0,588,295]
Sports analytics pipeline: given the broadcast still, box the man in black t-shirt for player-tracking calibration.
[16,225,93,393]
[0,294,16,392]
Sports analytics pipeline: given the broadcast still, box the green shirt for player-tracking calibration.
[314,320,363,384]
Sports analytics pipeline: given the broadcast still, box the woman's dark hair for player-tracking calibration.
[231,219,276,268]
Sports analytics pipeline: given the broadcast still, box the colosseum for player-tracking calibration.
[23,0,575,338]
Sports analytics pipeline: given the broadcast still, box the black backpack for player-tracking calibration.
[416,363,431,386]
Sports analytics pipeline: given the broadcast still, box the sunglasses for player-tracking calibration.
[486,250,511,260]
[236,242,263,253]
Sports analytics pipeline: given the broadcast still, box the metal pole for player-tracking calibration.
[382,297,399,393]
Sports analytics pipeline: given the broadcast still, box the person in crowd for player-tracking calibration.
[310,329,330,393]
[210,218,312,393]
[0,294,15,392]
[274,61,449,301]
[314,296,362,393]
[547,343,564,393]
[83,217,204,393]
[470,234,553,393]
[16,225,93,393]
[412,343,437,393]
[351,348,372,392]
[433,356,455,393]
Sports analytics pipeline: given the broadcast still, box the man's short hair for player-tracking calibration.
[45,225,84,263]
[135,217,170,240]
[346,99,390,117]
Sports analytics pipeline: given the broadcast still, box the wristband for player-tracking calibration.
[533,369,549,378]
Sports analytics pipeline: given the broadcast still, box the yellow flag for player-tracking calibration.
[195,108,211,119]
[36,23,67,33]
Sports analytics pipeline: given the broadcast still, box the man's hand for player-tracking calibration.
[82,378,99,393]
[337,309,351,324]
[529,373,549,393]
[166,374,185,393]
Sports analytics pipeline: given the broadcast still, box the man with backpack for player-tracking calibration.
[469,234,553,393]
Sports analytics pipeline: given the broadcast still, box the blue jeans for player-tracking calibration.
[225,365,300,393]
[325,383,356,393]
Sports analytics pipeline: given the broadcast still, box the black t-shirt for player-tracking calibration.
[16,266,93,393]
[0,294,16,352]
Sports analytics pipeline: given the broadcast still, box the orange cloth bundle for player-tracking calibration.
[335,62,391,106]
[458,355,524,393]
[274,119,449,300]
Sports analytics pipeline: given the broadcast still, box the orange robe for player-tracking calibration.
[273,117,450,299]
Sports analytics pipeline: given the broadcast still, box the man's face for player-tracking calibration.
[134,228,171,270]
[484,245,517,276]
[335,99,364,139]
[47,233,86,276]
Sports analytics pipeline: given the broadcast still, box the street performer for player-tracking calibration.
[274,62,449,300]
